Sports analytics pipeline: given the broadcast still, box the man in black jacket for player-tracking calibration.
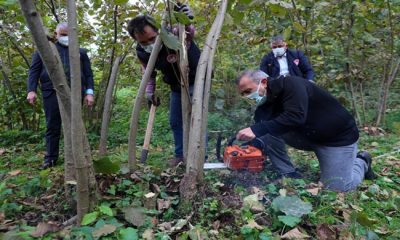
[27,22,94,169]
[127,5,200,166]
[260,35,315,82]
[235,70,375,192]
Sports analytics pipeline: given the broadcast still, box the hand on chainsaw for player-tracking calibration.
[236,127,256,142]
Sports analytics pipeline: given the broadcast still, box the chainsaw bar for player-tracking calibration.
[203,163,228,169]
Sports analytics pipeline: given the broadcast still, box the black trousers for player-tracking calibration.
[42,90,61,163]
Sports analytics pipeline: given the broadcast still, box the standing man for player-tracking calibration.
[27,22,94,169]
[260,35,315,82]
[127,4,200,167]
[235,70,375,192]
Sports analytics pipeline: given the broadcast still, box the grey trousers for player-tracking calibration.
[260,133,367,192]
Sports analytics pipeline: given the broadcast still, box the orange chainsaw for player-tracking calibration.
[204,137,266,172]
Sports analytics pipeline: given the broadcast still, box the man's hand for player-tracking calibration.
[236,127,256,142]
[146,93,160,109]
[27,91,37,105]
[84,94,94,107]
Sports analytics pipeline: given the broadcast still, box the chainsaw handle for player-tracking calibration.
[228,137,236,146]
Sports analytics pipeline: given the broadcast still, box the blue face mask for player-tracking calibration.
[246,81,267,106]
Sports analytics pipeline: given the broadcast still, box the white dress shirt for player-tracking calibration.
[277,54,289,77]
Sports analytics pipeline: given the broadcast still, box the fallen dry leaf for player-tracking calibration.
[306,188,319,196]
[8,170,22,176]
[130,173,142,182]
[158,221,172,231]
[316,223,336,240]
[212,220,220,230]
[92,224,117,238]
[0,148,5,156]
[30,222,59,237]
[246,219,263,230]
[143,229,154,240]
[281,227,310,239]
[145,192,156,198]
[157,199,171,211]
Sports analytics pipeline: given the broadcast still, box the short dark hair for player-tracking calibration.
[270,35,284,44]
[127,15,158,39]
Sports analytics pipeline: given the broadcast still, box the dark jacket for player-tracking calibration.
[136,40,201,92]
[250,76,359,147]
[260,49,315,81]
[27,42,94,97]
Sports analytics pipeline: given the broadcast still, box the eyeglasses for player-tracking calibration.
[271,45,285,49]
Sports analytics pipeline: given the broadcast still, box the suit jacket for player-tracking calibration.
[259,49,315,81]
[250,76,359,147]
[27,42,94,98]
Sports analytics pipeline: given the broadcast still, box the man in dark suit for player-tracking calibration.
[235,70,375,192]
[127,4,201,167]
[260,35,315,82]
[26,22,94,169]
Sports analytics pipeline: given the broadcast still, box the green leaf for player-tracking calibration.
[174,12,191,25]
[269,4,287,17]
[119,227,138,240]
[356,212,377,227]
[278,215,301,227]
[99,205,113,217]
[81,212,99,226]
[272,196,312,217]
[293,22,306,33]
[114,0,129,5]
[160,27,181,51]
[93,156,120,174]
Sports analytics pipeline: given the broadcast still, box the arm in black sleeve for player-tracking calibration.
[259,55,269,74]
[297,51,315,81]
[27,52,42,92]
[250,77,309,137]
[81,50,94,90]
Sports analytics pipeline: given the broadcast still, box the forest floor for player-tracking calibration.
[1,128,400,239]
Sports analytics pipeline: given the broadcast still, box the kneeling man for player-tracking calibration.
[235,70,375,192]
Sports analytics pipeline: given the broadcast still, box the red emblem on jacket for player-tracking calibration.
[167,54,178,63]
[293,59,300,65]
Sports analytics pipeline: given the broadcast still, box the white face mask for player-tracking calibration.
[273,47,286,57]
[142,43,155,54]
[58,36,69,46]
[246,81,267,106]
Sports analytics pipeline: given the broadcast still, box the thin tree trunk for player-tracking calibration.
[67,0,95,224]
[18,0,76,186]
[186,0,227,181]
[127,32,163,172]
[178,24,190,161]
[99,56,121,156]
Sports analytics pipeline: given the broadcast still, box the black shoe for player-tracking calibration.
[40,159,56,170]
[357,151,376,180]
[282,170,303,179]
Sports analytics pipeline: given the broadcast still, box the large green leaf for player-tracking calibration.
[93,156,120,174]
[293,22,306,33]
[119,227,138,240]
[160,27,181,51]
[174,12,191,25]
[278,215,301,227]
[272,196,312,217]
[99,205,114,217]
[81,212,99,226]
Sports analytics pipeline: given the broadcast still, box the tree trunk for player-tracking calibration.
[127,34,163,172]
[67,0,91,223]
[99,56,121,156]
[186,0,227,181]
[18,0,75,182]
[178,24,190,161]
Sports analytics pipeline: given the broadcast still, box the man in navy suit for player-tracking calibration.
[260,35,315,82]
[26,22,94,169]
